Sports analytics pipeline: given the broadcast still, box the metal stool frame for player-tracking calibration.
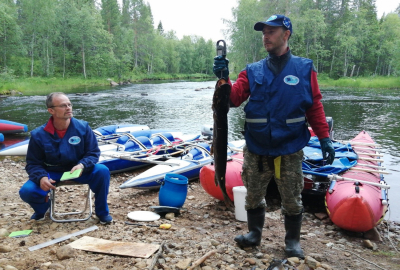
[50,180,93,223]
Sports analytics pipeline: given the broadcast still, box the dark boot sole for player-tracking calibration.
[234,235,261,248]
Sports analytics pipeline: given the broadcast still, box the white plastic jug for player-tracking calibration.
[233,186,247,222]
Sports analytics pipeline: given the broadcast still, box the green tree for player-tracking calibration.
[17,0,58,77]
[178,36,195,74]
[376,14,400,76]
[69,3,113,78]
[226,0,265,72]
[0,1,23,71]
[297,9,327,72]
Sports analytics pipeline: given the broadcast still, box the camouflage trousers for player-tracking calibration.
[241,145,304,216]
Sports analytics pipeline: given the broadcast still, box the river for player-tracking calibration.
[1,81,399,221]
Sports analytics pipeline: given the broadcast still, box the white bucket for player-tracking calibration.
[233,186,247,222]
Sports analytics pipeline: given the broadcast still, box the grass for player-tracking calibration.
[1,73,398,96]
[317,75,400,90]
[0,73,215,95]
[0,77,109,95]
[372,250,398,257]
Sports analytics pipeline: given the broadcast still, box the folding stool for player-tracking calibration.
[49,180,93,223]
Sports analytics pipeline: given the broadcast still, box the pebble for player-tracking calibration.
[4,266,18,270]
[48,263,65,269]
[165,213,175,220]
[0,245,11,253]
[56,245,75,260]
[0,229,9,237]
[1,159,399,270]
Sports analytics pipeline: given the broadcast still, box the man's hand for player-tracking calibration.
[71,163,84,173]
[40,176,56,191]
[320,137,335,165]
[213,55,229,79]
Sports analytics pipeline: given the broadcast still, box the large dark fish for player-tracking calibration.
[211,78,233,207]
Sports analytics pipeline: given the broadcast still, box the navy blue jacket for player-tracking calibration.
[25,117,100,184]
[244,55,313,156]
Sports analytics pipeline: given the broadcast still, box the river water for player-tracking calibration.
[1,81,399,221]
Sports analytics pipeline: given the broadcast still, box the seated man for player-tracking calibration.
[19,92,112,224]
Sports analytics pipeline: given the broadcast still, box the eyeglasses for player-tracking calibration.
[50,103,73,109]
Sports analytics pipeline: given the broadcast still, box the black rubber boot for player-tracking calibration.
[284,213,305,259]
[234,207,265,248]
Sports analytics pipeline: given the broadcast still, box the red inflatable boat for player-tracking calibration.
[0,119,28,134]
[199,153,244,201]
[325,131,388,232]
[200,130,388,233]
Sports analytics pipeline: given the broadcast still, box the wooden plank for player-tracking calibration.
[68,236,160,258]
[357,157,384,162]
[357,152,384,157]
[337,140,381,147]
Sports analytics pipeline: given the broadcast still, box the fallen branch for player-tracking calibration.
[149,241,165,270]
[332,245,388,270]
[187,250,217,270]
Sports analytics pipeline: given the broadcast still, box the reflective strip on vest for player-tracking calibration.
[246,118,268,123]
[286,116,305,124]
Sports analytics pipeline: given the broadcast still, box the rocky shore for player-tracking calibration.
[0,157,399,270]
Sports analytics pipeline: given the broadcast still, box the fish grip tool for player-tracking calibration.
[216,40,227,78]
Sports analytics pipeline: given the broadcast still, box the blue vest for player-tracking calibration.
[244,55,313,156]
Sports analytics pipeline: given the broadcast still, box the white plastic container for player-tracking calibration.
[233,186,247,222]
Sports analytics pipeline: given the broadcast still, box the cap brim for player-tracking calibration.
[254,21,283,31]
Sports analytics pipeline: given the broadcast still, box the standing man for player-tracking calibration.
[213,15,335,258]
[19,92,112,224]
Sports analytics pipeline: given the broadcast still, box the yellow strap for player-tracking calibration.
[274,156,281,179]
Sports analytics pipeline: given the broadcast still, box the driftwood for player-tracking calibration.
[187,250,217,270]
[149,241,165,270]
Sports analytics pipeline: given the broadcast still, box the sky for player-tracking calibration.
[145,0,400,42]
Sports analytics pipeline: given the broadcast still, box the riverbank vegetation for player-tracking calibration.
[317,75,400,90]
[0,73,214,95]
[0,0,399,94]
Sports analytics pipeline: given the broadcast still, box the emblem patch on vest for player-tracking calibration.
[68,136,81,145]
[284,75,299,85]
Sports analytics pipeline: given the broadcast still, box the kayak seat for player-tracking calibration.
[116,135,130,145]
[183,143,211,160]
[94,125,118,135]
[124,136,152,152]
[151,132,175,145]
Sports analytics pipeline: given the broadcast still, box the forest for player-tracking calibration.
[0,0,399,83]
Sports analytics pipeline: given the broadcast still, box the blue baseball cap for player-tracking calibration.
[254,14,292,35]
